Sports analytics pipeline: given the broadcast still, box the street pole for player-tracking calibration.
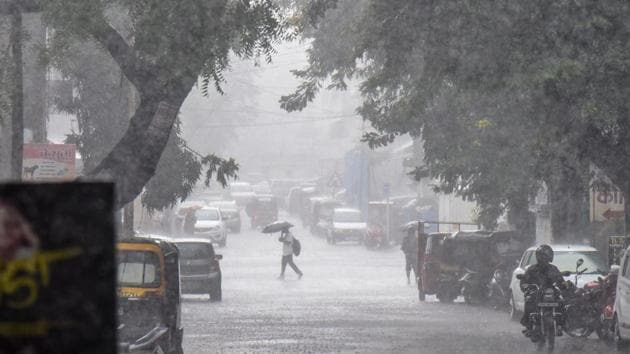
[9,0,23,180]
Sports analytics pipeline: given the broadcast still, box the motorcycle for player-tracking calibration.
[517,274,565,352]
[591,265,619,341]
[460,268,489,305]
[365,223,387,249]
[488,267,512,309]
[562,259,604,338]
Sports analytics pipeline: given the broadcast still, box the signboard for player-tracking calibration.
[590,187,625,222]
[0,183,116,353]
[22,144,76,181]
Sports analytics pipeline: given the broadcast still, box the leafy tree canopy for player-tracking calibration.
[34,0,287,207]
[282,0,630,232]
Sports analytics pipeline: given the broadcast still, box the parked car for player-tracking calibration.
[208,200,241,233]
[173,238,223,301]
[194,207,228,247]
[326,208,366,244]
[117,238,183,354]
[613,246,630,348]
[509,244,607,320]
[226,182,256,207]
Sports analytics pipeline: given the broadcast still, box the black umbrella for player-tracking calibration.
[262,221,294,234]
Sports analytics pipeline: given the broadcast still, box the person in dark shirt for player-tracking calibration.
[519,244,566,337]
[401,230,418,284]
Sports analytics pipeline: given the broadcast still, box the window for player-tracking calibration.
[334,210,362,223]
[196,209,220,221]
[177,243,214,260]
[520,251,532,268]
[118,250,161,288]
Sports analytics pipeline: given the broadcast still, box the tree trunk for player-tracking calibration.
[87,82,193,208]
[9,0,23,180]
[507,194,534,238]
[548,165,589,243]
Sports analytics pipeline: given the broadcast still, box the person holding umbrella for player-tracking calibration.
[278,227,303,280]
[262,221,303,280]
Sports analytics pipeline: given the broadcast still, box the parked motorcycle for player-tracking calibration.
[460,268,490,304]
[562,259,605,338]
[517,274,565,352]
[365,224,387,249]
[591,265,619,341]
[488,267,512,308]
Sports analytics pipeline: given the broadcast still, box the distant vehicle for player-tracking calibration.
[309,197,341,235]
[246,194,279,229]
[173,238,223,301]
[226,182,256,207]
[509,245,607,320]
[614,246,630,348]
[270,179,301,208]
[367,201,399,246]
[208,200,241,233]
[194,207,228,247]
[287,185,318,215]
[326,208,367,245]
[253,181,272,195]
[117,238,183,354]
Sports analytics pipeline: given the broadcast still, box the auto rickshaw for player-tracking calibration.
[417,232,462,302]
[246,194,279,229]
[117,238,183,354]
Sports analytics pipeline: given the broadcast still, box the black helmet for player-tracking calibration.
[535,244,554,264]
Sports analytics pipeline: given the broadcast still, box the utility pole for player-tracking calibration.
[9,0,23,180]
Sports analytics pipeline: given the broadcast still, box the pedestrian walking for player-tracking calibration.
[183,209,197,235]
[400,229,418,284]
[278,227,303,279]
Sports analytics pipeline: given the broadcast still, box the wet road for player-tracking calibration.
[181,215,613,353]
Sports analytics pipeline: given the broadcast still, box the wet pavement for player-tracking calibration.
[181,214,614,353]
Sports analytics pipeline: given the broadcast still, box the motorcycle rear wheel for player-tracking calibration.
[564,307,594,338]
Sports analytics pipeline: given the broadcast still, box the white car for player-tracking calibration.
[193,207,228,247]
[614,246,630,347]
[509,244,607,320]
[327,208,367,244]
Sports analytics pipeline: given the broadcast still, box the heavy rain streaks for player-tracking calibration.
[1,0,630,353]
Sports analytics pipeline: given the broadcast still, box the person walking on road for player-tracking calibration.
[279,228,303,280]
[401,229,418,284]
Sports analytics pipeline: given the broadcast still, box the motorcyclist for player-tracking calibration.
[519,244,566,338]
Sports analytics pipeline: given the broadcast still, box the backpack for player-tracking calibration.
[292,237,301,256]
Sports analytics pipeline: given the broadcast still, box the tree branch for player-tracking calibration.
[0,0,40,14]
[89,18,157,92]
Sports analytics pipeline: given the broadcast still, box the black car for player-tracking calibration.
[173,238,223,301]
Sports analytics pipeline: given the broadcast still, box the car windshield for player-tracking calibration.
[177,243,214,259]
[210,202,237,211]
[196,209,220,221]
[118,250,161,288]
[231,184,253,193]
[552,251,607,274]
[334,210,362,223]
